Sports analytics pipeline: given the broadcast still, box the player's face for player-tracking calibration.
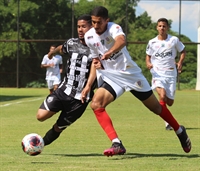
[77,20,92,40]
[91,16,109,35]
[157,21,168,36]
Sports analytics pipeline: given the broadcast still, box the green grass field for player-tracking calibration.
[0,88,199,171]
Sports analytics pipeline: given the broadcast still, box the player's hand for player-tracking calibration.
[49,63,55,68]
[93,58,103,69]
[101,51,112,60]
[176,62,182,74]
[81,86,90,103]
[146,62,153,70]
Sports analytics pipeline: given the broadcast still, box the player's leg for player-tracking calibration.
[47,80,54,94]
[130,89,191,153]
[36,92,62,146]
[154,78,174,130]
[43,96,89,146]
[91,82,126,156]
[36,92,61,121]
[53,76,60,91]
[156,87,173,130]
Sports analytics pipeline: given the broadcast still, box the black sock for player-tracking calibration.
[43,126,61,146]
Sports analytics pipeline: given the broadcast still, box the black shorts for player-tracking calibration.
[40,90,89,128]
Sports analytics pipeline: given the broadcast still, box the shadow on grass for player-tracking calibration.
[119,153,200,160]
[47,153,200,159]
[0,95,40,102]
[51,153,103,157]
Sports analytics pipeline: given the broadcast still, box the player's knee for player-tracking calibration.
[36,113,45,122]
[90,99,102,110]
[36,111,46,122]
[166,99,174,106]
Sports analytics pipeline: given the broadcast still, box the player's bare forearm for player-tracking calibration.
[81,61,97,103]
[48,45,63,59]
[145,55,153,69]
[177,49,186,73]
[178,49,186,65]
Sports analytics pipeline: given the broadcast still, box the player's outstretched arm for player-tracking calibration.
[48,45,63,59]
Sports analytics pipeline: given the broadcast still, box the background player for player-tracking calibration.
[36,15,96,146]
[146,18,186,130]
[82,6,191,157]
[41,45,63,94]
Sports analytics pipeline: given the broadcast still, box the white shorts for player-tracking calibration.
[96,69,151,99]
[46,75,61,89]
[151,76,176,99]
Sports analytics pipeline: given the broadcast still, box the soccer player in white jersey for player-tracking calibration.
[146,18,186,130]
[81,6,191,156]
[41,45,63,94]
[36,15,97,147]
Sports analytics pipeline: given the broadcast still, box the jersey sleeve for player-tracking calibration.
[84,32,99,58]
[110,23,125,39]
[41,55,48,65]
[175,37,185,52]
[62,39,70,54]
[146,41,152,56]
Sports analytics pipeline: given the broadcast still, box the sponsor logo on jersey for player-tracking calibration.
[87,36,93,39]
[155,51,172,58]
[109,51,122,60]
[101,39,104,45]
[105,36,113,44]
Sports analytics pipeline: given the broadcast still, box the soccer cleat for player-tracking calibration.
[165,124,173,130]
[103,141,126,157]
[177,125,191,153]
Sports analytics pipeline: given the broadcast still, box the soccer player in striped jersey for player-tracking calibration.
[146,18,186,131]
[36,14,96,147]
[81,6,191,157]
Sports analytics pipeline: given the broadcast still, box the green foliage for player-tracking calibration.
[178,78,196,90]
[26,79,47,88]
[0,0,197,87]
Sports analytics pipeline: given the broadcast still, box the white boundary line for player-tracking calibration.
[0,97,43,107]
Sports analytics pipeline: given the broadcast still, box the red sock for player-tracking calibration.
[159,101,180,131]
[93,108,118,141]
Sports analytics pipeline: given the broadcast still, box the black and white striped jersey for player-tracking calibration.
[57,38,94,100]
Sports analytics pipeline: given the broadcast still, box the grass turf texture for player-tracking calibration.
[0,88,199,171]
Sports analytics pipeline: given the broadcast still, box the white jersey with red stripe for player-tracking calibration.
[84,22,151,93]
[146,34,185,78]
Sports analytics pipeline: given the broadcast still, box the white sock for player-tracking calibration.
[176,126,183,135]
[112,138,121,143]
[165,121,169,127]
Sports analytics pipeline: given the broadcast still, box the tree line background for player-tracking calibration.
[0,0,197,88]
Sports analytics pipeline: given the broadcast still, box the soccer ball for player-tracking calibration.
[21,133,44,156]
